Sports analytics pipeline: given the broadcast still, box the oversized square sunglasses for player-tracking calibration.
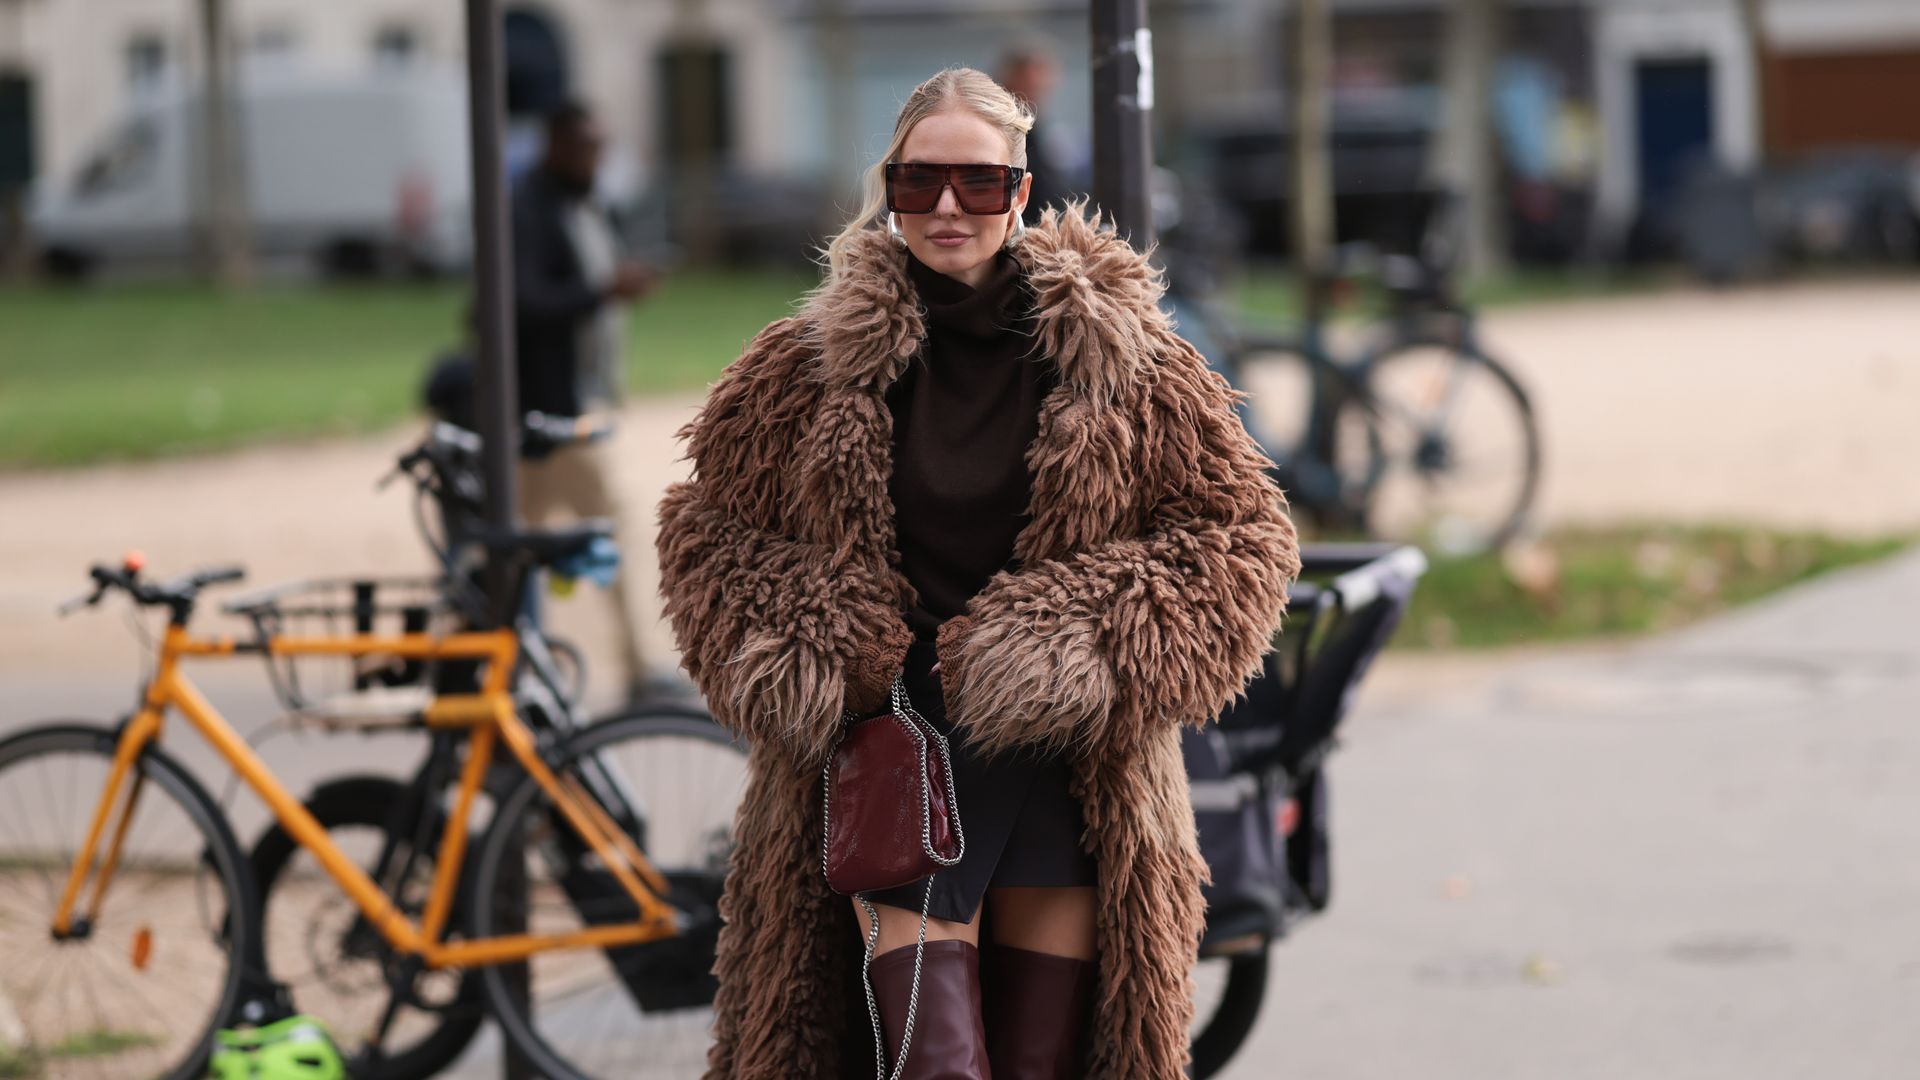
[884,162,1028,216]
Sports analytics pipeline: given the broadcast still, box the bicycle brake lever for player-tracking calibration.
[56,585,104,617]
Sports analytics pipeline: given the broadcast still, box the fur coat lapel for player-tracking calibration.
[794,200,1162,572]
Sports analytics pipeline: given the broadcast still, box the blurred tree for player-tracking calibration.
[0,71,31,278]
[198,0,252,286]
[1738,0,1770,159]
[666,0,721,264]
[1432,0,1507,281]
[1290,0,1333,277]
[817,0,858,219]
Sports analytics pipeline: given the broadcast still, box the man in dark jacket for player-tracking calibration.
[1000,43,1088,226]
[513,100,653,416]
[512,99,662,701]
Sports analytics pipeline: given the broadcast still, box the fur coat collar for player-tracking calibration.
[655,199,1300,1079]
[802,200,1173,402]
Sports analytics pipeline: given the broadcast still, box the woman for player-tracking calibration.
[656,67,1299,1080]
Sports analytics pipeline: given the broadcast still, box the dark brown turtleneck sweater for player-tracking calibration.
[887,247,1059,643]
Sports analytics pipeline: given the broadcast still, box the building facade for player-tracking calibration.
[2,0,1915,265]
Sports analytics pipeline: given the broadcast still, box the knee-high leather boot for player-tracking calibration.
[869,939,992,1079]
[981,943,1096,1079]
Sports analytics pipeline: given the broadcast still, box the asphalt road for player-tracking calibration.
[1213,548,1920,1080]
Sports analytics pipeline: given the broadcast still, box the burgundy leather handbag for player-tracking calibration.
[822,673,964,894]
[820,672,965,1079]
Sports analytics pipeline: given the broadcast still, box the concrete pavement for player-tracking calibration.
[1216,547,1920,1080]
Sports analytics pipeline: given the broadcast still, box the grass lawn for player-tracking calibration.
[0,269,811,468]
[1380,524,1914,651]
[0,263,1667,469]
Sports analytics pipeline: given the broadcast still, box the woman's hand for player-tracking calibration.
[843,615,914,716]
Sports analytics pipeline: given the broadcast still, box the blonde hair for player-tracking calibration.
[814,67,1034,285]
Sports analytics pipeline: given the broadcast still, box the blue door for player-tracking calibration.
[1634,58,1714,232]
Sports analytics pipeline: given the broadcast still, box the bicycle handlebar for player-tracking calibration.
[523,410,614,455]
[395,414,613,473]
[59,558,247,619]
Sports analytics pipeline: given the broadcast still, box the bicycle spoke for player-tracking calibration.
[0,732,247,1080]
[472,714,748,1078]
[1351,341,1539,552]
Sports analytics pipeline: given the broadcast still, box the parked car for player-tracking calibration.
[1184,94,1440,260]
[32,66,474,280]
[1759,146,1920,264]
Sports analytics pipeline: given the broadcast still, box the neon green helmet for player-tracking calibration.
[208,1015,346,1080]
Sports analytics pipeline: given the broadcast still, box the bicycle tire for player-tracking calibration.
[248,775,484,1079]
[468,709,748,1080]
[1345,335,1541,554]
[1226,335,1385,535]
[0,722,260,1080]
[1189,950,1271,1079]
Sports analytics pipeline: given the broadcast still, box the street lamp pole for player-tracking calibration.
[1090,0,1155,251]
[462,5,533,1079]
[464,0,520,594]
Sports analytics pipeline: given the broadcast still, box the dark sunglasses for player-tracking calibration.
[884,162,1028,215]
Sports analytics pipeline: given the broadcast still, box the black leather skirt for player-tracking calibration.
[863,637,1098,923]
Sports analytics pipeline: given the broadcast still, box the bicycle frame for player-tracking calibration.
[50,622,681,970]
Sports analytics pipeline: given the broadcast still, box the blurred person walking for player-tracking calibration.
[513,99,664,701]
[655,67,1299,1079]
[999,43,1087,226]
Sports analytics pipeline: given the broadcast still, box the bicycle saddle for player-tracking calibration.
[477,521,614,567]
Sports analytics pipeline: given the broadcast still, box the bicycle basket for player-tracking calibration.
[222,576,476,726]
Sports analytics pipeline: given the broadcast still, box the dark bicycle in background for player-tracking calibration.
[1157,174,1543,557]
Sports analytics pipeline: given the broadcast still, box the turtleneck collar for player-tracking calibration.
[905,247,1030,340]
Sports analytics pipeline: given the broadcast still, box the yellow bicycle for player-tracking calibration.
[0,552,699,1080]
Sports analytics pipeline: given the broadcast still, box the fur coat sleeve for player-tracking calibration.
[654,316,914,763]
[937,327,1301,762]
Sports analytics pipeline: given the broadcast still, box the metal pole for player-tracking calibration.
[1090,0,1155,251]
[465,0,519,591]
[462,5,532,1079]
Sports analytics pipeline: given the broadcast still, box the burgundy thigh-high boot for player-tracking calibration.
[869,939,992,1079]
[980,943,1096,1079]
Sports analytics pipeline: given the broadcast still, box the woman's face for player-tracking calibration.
[894,108,1032,290]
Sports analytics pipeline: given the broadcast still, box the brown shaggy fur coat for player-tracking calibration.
[654,200,1301,1079]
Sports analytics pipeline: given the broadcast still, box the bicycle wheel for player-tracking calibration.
[1189,950,1270,1079]
[1226,336,1384,532]
[0,723,258,1080]
[249,775,483,1079]
[1341,336,1541,554]
[468,708,748,1080]
[1220,335,1317,465]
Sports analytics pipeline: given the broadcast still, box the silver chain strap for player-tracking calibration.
[819,670,967,1080]
[857,883,934,1080]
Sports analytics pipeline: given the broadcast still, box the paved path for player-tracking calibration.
[1215,547,1920,1079]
